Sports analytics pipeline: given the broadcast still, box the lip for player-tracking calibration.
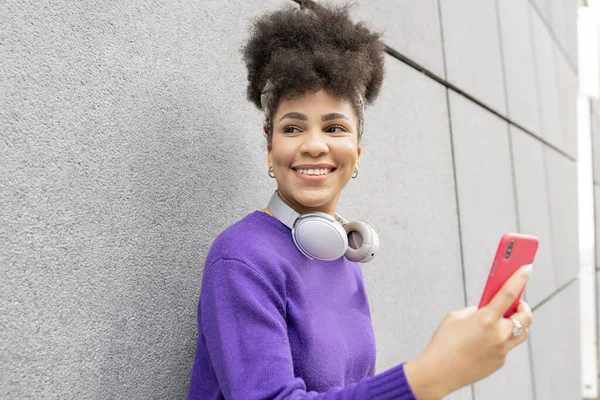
[291,164,336,170]
[290,164,337,182]
[293,168,335,182]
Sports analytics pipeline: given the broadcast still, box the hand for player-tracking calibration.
[404,264,534,400]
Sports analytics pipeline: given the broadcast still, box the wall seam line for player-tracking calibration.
[531,276,579,312]
[436,0,448,79]
[437,4,472,398]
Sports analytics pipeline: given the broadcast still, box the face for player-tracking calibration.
[268,89,361,215]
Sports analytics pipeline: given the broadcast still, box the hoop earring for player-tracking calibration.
[268,166,275,178]
[352,168,359,179]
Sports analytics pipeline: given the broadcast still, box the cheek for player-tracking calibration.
[339,143,359,164]
[270,141,294,167]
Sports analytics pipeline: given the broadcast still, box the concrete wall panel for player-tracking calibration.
[530,0,578,70]
[496,0,541,135]
[562,0,579,70]
[0,0,288,398]
[448,91,518,305]
[440,0,506,114]
[545,148,580,288]
[530,281,581,400]
[339,56,466,378]
[322,0,445,78]
[530,8,562,147]
[473,343,534,400]
[448,91,523,398]
[530,0,551,27]
[510,126,555,307]
[555,50,578,159]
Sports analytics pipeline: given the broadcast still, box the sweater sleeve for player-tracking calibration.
[197,257,417,400]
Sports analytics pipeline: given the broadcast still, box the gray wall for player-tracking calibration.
[0,0,581,399]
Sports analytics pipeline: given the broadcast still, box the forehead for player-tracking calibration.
[275,89,357,120]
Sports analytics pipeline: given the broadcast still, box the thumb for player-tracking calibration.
[486,264,533,318]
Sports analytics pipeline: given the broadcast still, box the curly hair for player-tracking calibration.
[242,1,385,144]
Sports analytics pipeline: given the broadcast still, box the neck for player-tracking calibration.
[273,190,339,216]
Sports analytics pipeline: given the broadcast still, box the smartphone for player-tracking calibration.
[478,233,539,318]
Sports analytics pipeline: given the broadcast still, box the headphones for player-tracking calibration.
[267,190,379,263]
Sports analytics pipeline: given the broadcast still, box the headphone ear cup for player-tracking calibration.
[343,220,379,263]
[293,212,349,261]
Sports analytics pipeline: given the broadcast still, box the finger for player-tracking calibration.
[516,300,531,314]
[498,317,515,340]
[499,311,532,342]
[486,264,533,319]
[507,327,529,350]
[513,302,533,328]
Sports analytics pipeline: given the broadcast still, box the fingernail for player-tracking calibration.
[521,264,533,277]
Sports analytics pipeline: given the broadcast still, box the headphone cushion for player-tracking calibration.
[343,220,378,263]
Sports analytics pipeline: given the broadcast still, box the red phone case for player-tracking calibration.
[477,233,539,318]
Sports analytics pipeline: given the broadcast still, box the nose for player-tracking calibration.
[300,127,329,157]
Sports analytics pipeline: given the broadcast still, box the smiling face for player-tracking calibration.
[267,89,362,215]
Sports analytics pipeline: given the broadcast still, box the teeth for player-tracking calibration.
[296,168,331,176]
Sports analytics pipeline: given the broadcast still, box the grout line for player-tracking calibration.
[443,86,474,400]
[526,338,537,400]
[531,276,579,312]
[444,90,469,312]
[541,145,560,292]
[436,16,470,400]
[526,0,546,158]
[494,0,510,120]
[445,88,472,400]
[436,0,448,79]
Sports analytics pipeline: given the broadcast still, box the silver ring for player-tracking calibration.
[511,318,523,337]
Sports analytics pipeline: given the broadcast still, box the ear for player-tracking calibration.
[356,144,362,166]
[267,145,272,167]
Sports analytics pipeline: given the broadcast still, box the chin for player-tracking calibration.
[293,190,337,211]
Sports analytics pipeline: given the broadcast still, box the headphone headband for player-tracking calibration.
[267,190,300,230]
[266,191,379,263]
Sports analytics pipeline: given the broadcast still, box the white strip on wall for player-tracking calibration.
[578,6,599,399]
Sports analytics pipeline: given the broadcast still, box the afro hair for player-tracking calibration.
[242,1,385,139]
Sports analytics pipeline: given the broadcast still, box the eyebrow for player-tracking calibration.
[279,112,308,122]
[321,113,350,122]
[278,112,350,122]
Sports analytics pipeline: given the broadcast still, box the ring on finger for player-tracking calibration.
[511,318,523,337]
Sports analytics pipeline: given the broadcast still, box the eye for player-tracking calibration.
[325,125,348,133]
[282,126,302,134]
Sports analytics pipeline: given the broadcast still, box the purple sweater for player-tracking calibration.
[188,211,417,399]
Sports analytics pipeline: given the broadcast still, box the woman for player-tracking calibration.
[188,3,533,399]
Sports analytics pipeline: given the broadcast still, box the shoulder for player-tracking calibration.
[204,211,291,278]
[207,211,285,258]
[201,211,291,312]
